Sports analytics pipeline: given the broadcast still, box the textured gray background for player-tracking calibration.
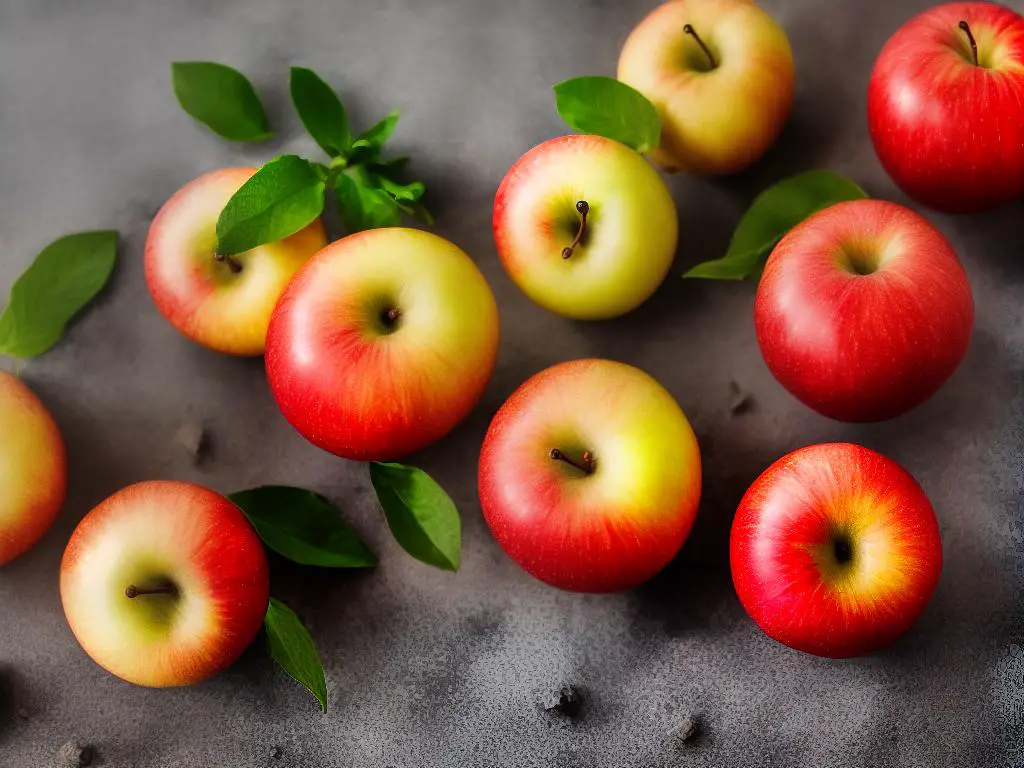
[0,0,1021,766]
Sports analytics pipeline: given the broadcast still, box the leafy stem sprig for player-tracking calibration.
[171,62,432,257]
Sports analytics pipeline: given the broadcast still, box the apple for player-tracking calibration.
[145,168,327,356]
[755,199,974,422]
[478,358,702,593]
[617,0,795,175]
[868,2,1024,213]
[266,227,500,462]
[493,134,678,320]
[60,480,269,687]
[0,372,67,565]
[731,443,943,658]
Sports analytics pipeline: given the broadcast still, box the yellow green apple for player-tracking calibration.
[145,167,327,356]
[0,371,67,565]
[60,480,270,687]
[493,134,678,320]
[618,0,795,175]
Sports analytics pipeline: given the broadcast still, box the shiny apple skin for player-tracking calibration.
[755,199,974,423]
[868,2,1024,213]
[731,443,943,658]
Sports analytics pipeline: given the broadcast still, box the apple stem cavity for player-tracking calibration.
[683,24,716,69]
[549,448,595,475]
[958,20,980,67]
[213,252,244,274]
[561,200,590,260]
[125,584,177,599]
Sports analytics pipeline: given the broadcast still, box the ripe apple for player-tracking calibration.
[60,480,269,687]
[0,371,67,565]
[617,0,795,175]
[731,443,943,658]
[145,168,327,356]
[478,359,702,593]
[756,199,974,422]
[868,2,1024,213]
[493,134,677,320]
[266,228,500,462]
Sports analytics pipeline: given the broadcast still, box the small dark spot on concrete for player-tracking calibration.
[174,421,210,465]
[16,707,30,720]
[543,686,583,718]
[669,713,701,743]
[57,741,95,767]
[729,380,754,415]
[270,746,283,759]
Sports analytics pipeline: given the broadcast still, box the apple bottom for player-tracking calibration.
[61,481,269,687]
[731,443,942,658]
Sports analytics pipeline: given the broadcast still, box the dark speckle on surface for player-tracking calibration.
[0,0,1021,766]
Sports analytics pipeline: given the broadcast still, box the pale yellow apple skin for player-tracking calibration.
[0,371,67,566]
[618,0,795,175]
[494,135,678,320]
[145,168,328,356]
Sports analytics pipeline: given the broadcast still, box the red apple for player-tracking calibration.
[731,443,943,658]
[61,481,269,687]
[755,199,974,422]
[0,371,67,565]
[146,168,327,356]
[266,228,500,462]
[478,359,702,593]
[868,2,1024,213]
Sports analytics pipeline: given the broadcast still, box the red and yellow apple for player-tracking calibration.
[756,199,974,422]
[0,371,67,565]
[60,480,269,687]
[493,134,677,320]
[731,443,943,658]
[266,228,500,462]
[868,2,1024,213]
[145,168,327,356]
[617,0,795,175]
[478,359,702,593]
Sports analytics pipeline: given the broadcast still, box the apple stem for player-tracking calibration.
[683,24,716,69]
[549,448,595,474]
[125,585,177,599]
[959,20,979,67]
[213,252,243,274]
[561,200,590,260]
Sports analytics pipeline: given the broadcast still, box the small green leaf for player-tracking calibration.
[369,462,461,572]
[171,62,271,142]
[684,170,869,281]
[334,173,402,233]
[553,76,661,153]
[216,155,326,256]
[0,231,118,359]
[265,598,328,713]
[229,486,376,568]
[349,111,400,164]
[373,175,425,203]
[290,67,351,158]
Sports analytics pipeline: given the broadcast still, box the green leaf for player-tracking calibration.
[171,62,271,142]
[349,110,400,164]
[334,173,402,233]
[553,76,661,153]
[216,155,326,256]
[290,67,351,158]
[229,486,376,568]
[373,175,425,203]
[0,231,118,359]
[684,170,869,281]
[369,462,461,572]
[265,598,328,713]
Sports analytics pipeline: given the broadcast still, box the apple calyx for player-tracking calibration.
[213,251,244,274]
[549,448,595,475]
[125,584,178,599]
[683,24,716,69]
[832,536,853,565]
[561,200,590,260]
[958,20,980,67]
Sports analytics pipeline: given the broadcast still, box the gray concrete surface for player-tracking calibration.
[0,0,1021,765]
